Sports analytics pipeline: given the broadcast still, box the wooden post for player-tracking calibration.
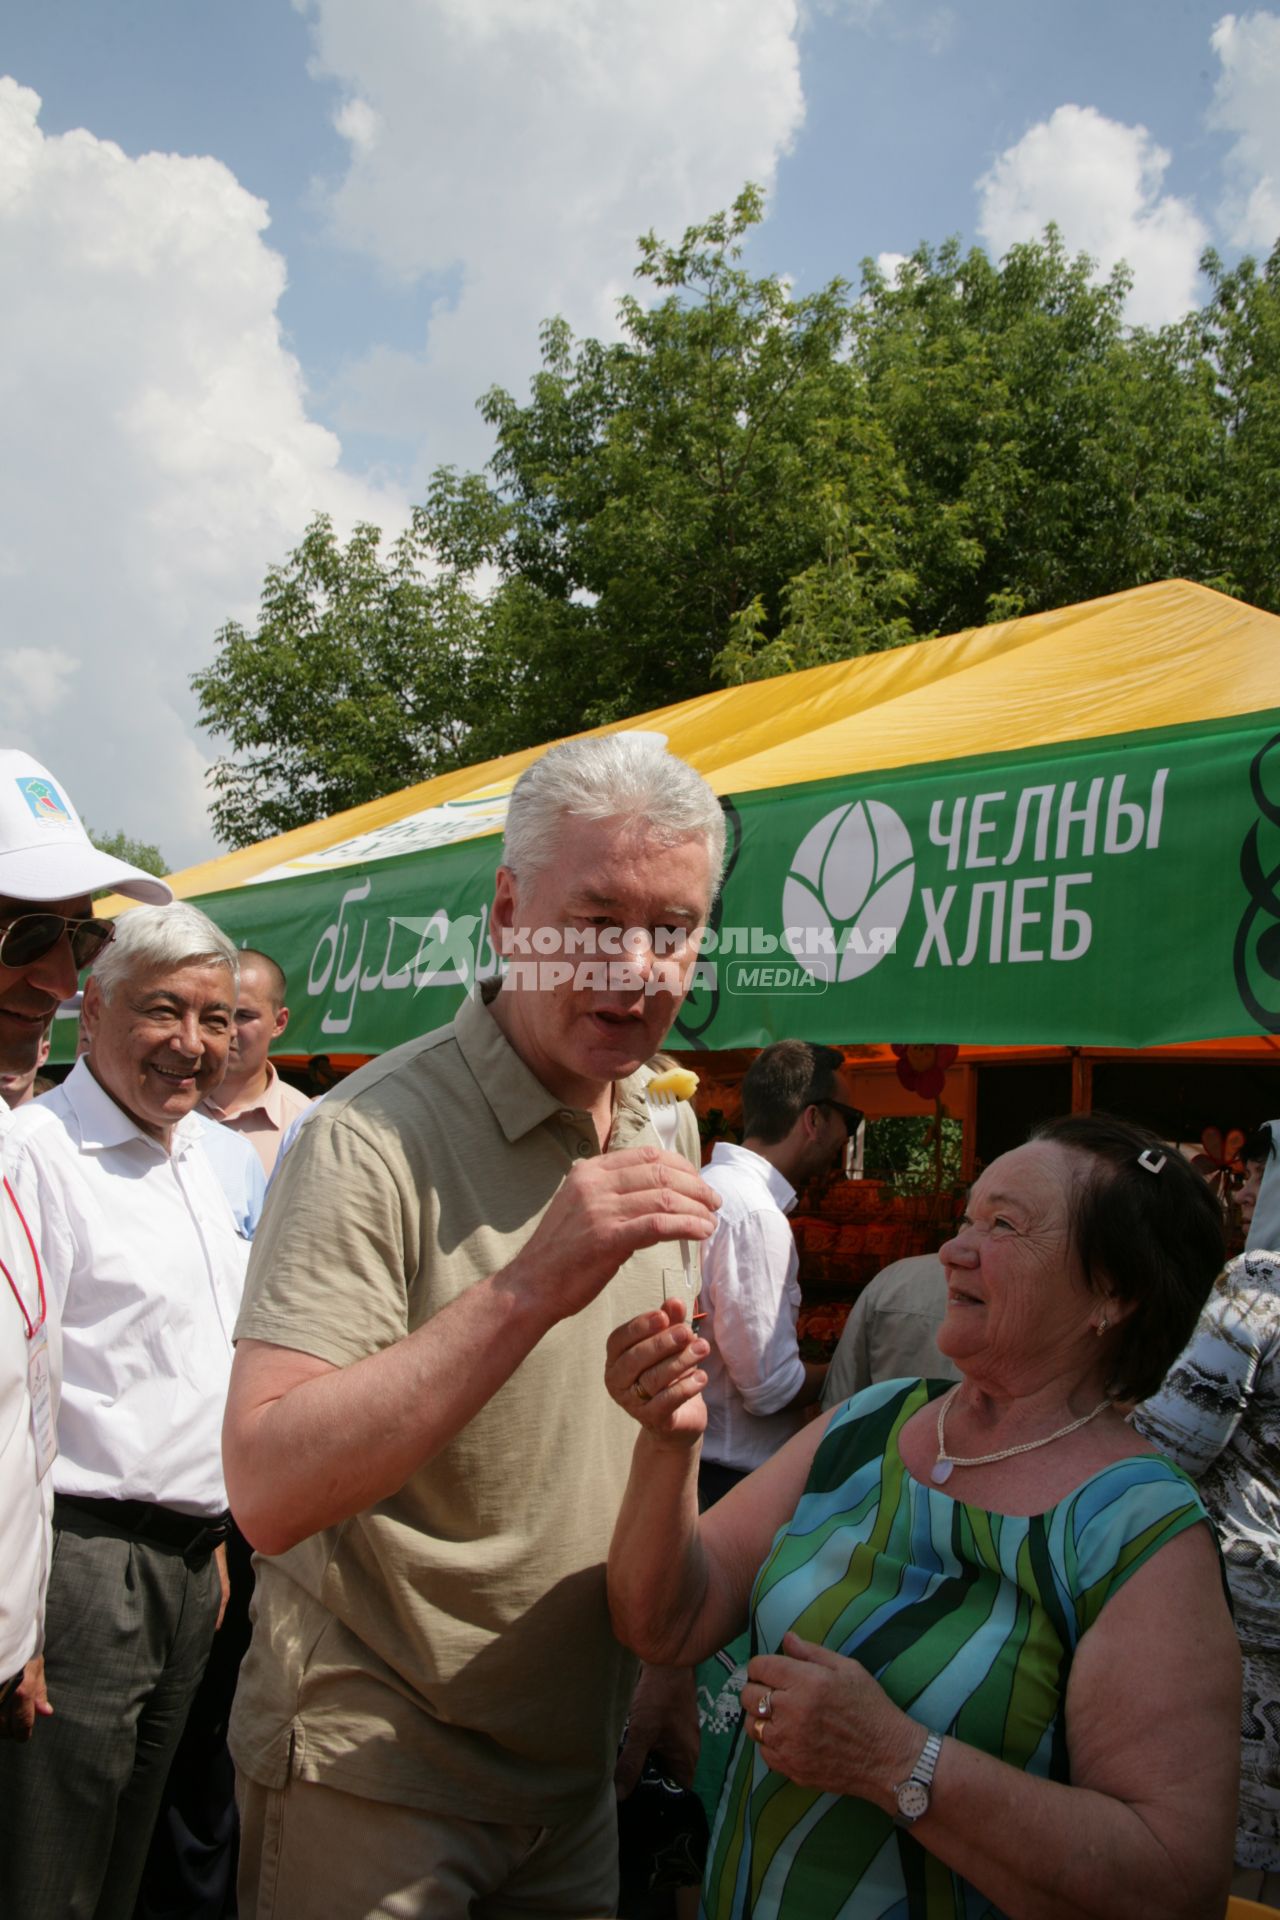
[959,1064,978,1183]
[1071,1052,1093,1115]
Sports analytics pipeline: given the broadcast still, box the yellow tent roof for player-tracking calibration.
[142,577,1280,904]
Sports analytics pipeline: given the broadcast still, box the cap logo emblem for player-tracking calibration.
[16,776,72,826]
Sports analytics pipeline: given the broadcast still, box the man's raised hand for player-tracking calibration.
[509,1145,719,1323]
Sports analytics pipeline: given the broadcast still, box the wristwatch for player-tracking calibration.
[893,1730,943,1826]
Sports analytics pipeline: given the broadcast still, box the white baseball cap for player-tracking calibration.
[0,751,174,905]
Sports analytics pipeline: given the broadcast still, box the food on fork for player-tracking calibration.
[646,1065,699,1102]
[644,1066,702,1309]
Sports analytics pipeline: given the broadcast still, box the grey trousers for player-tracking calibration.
[0,1507,220,1920]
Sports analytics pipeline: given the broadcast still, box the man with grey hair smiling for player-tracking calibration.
[224,732,724,1918]
[0,901,249,1920]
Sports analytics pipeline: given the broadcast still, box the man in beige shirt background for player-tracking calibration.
[200,948,311,1176]
[222,734,724,1918]
[821,1253,957,1408]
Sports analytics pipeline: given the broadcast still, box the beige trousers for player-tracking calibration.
[237,1771,619,1920]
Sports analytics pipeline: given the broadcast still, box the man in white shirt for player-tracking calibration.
[0,901,249,1919]
[200,948,312,1176]
[699,1040,862,1505]
[0,750,171,1743]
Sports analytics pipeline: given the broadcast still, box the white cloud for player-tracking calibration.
[0,647,76,720]
[976,104,1209,328]
[1210,11,1280,251]
[812,0,884,22]
[875,250,909,281]
[806,0,954,51]
[332,95,381,157]
[297,0,806,473]
[0,78,404,867]
[917,9,957,55]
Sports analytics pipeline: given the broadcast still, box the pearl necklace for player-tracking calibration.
[931,1386,1112,1484]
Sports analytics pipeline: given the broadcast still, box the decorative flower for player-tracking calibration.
[1189,1125,1247,1201]
[891,1044,959,1100]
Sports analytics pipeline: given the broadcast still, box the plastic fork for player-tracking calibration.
[645,1082,699,1307]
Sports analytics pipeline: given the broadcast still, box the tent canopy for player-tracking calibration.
[88,579,1280,1060]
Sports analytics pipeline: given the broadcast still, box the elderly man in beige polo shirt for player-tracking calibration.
[200,948,311,1176]
[223,733,724,1919]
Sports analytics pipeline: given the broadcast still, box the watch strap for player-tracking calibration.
[893,1729,943,1827]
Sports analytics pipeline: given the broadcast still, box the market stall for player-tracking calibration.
[84,576,1280,1061]
[73,575,1280,1347]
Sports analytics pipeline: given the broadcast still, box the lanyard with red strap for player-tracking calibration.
[1,1175,46,1340]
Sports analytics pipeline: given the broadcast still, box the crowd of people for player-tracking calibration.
[0,733,1276,1919]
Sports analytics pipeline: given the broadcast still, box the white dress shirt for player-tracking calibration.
[700,1141,807,1473]
[4,1060,248,1518]
[0,1099,60,1675]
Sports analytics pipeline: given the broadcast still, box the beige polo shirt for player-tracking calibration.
[201,1062,313,1177]
[229,990,699,1824]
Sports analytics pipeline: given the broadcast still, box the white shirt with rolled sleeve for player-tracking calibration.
[4,1060,247,1520]
[700,1141,807,1473]
[0,1100,60,1678]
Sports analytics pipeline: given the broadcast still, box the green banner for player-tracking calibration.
[684,717,1274,1049]
[51,713,1280,1060]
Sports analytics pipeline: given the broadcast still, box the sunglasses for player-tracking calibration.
[818,1098,864,1135]
[0,912,116,973]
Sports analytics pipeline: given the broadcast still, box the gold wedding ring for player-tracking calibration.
[633,1379,652,1403]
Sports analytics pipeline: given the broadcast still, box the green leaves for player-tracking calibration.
[195,193,1280,850]
[192,515,488,848]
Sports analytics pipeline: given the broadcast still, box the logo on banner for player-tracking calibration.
[1235,730,1280,1033]
[782,799,915,982]
[16,777,72,827]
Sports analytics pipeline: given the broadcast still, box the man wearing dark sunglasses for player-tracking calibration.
[697,1039,863,1507]
[0,752,171,1107]
[0,750,169,1746]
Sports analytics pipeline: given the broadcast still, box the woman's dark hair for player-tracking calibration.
[1030,1113,1226,1403]
[1240,1123,1275,1167]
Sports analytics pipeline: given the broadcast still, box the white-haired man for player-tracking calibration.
[223,734,724,1918]
[0,902,249,1920]
[0,751,170,1747]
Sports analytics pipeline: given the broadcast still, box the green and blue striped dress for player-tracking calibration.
[702,1377,1210,1919]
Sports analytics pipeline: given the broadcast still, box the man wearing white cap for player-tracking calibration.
[0,750,170,1744]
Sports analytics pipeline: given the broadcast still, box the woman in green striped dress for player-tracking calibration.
[606,1115,1242,1918]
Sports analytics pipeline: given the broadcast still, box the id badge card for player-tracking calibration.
[27,1321,56,1482]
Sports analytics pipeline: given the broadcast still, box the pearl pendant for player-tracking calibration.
[931,1459,954,1484]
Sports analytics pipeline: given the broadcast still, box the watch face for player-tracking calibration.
[896,1780,930,1821]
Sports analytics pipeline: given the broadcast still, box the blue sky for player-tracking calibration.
[1,1,1276,863]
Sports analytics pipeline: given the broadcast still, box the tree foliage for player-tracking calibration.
[88,826,169,877]
[191,519,492,846]
[195,188,1280,847]
[1194,246,1280,608]
[428,187,917,706]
